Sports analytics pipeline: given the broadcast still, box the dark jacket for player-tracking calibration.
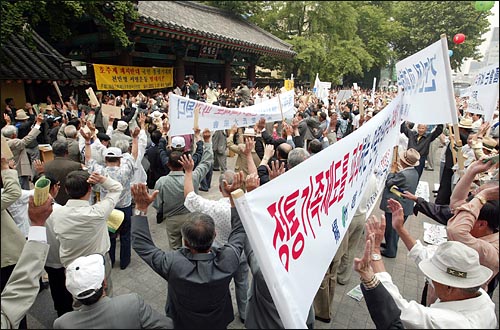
[380,167,419,217]
[131,208,245,329]
[401,123,443,157]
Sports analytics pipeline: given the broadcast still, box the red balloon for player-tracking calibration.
[453,33,466,44]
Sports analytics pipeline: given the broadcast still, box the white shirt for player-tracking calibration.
[377,271,497,329]
[184,191,231,248]
[1,189,33,237]
[52,177,122,267]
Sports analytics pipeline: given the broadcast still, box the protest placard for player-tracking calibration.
[337,89,353,103]
[465,63,499,121]
[169,91,296,136]
[232,94,403,328]
[85,87,99,107]
[101,104,122,119]
[396,37,456,125]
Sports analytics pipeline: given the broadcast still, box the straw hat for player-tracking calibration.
[482,136,498,153]
[242,127,256,137]
[419,241,492,288]
[458,117,473,129]
[399,148,420,167]
[15,109,29,121]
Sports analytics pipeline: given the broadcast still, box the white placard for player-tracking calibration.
[169,91,296,136]
[85,87,100,107]
[465,63,499,122]
[396,38,456,125]
[100,104,122,119]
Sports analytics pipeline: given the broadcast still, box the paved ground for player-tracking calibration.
[27,148,499,329]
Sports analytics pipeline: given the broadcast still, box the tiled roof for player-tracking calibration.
[0,27,83,82]
[136,1,296,57]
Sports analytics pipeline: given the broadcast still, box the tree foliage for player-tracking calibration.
[207,0,494,81]
[391,1,491,71]
[0,1,138,47]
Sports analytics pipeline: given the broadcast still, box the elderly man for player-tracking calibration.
[53,254,173,329]
[379,148,420,258]
[2,113,43,189]
[84,127,139,270]
[131,175,245,329]
[43,140,84,206]
[153,129,213,250]
[400,121,443,179]
[356,216,496,328]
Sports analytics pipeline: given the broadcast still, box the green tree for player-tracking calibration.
[391,1,491,70]
[0,1,138,47]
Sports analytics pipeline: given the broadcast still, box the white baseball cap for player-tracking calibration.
[65,254,105,299]
[172,136,185,149]
[104,147,123,158]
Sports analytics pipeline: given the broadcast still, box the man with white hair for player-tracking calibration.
[2,113,43,189]
[357,216,497,329]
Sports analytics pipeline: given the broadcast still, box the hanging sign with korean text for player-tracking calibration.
[169,91,296,136]
[93,64,173,90]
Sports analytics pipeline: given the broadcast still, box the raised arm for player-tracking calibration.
[131,127,140,160]
[450,157,496,210]
[387,198,416,252]
[179,154,195,198]
[1,155,22,211]
[242,137,257,176]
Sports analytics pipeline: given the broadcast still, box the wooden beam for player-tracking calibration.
[184,56,224,65]
[130,51,176,60]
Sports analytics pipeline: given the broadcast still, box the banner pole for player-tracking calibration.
[277,93,285,123]
[440,34,464,171]
[53,81,65,106]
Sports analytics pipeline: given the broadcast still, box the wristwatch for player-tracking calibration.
[371,253,382,261]
[134,209,147,216]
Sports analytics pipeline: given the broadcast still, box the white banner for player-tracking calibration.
[169,91,295,136]
[396,39,456,125]
[465,63,499,122]
[233,94,404,328]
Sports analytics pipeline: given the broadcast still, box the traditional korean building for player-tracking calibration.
[59,1,295,89]
[0,27,85,106]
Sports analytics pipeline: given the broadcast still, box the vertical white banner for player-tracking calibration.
[466,63,499,122]
[234,94,403,328]
[396,39,455,124]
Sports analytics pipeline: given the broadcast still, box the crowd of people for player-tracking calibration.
[1,74,498,329]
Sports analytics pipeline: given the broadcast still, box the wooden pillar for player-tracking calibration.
[247,63,256,87]
[224,61,232,90]
[175,57,185,88]
[118,50,132,66]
